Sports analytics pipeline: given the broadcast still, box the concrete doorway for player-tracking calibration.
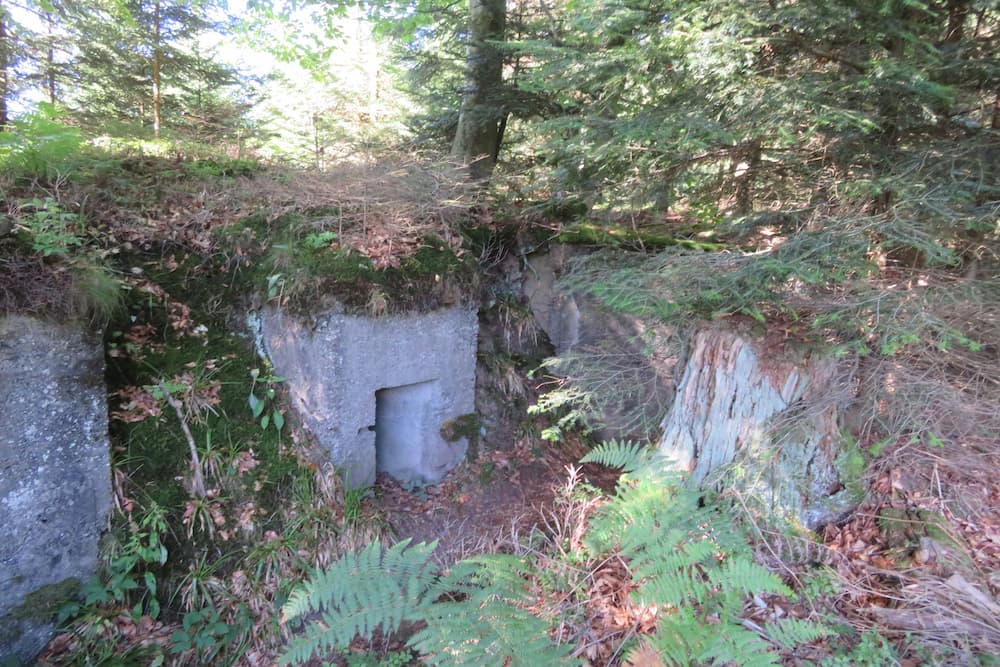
[375,380,440,483]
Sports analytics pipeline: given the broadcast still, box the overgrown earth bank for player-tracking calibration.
[2,3,1000,661]
[0,145,997,667]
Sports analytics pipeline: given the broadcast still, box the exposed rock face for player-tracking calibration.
[658,327,854,529]
[522,244,676,440]
[0,316,111,664]
[261,307,478,487]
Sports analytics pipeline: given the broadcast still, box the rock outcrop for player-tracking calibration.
[523,244,676,440]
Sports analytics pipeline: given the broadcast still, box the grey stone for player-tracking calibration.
[658,328,855,529]
[0,316,111,664]
[261,306,478,487]
[522,244,676,440]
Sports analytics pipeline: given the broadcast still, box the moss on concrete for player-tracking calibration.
[441,413,482,460]
[10,578,80,620]
[219,208,480,314]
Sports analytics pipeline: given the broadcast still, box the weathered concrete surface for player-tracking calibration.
[522,244,676,440]
[261,307,478,487]
[0,316,111,664]
[658,327,854,529]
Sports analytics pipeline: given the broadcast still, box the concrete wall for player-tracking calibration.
[523,244,677,441]
[261,307,478,487]
[0,316,111,664]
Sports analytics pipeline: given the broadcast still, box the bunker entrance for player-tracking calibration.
[374,380,440,483]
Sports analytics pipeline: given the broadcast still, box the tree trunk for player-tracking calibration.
[451,0,506,181]
[944,0,969,42]
[152,0,162,138]
[45,12,55,104]
[657,328,854,528]
[0,3,8,130]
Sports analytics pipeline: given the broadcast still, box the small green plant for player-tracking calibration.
[59,502,170,628]
[169,605,255,663]
[343,484,372,525]
[346,650,412,667]
[266,273,286,301]
[19,197,84,257]
[249,367,286,432]
[820,628,900,666]
[302,231,339,249]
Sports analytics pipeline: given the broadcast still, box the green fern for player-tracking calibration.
[580,439,650,473]
[281,544,580,666]
[414,555,581,666]
[279,539,438,666]
[583,450,823,666]
[765,618,830,650]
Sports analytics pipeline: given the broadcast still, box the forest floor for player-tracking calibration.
[379,436,620,567]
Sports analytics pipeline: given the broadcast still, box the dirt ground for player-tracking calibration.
[376,436,619,566]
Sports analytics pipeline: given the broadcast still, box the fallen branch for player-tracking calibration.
[159,382,207,498]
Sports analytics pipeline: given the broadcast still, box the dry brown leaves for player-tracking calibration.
[112,385,162,422]
[819,442,1000,659]
[36,614,173,666]
[578,557,657,665]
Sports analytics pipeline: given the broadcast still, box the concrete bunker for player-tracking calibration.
[374,380,440,480]
[261,306,478,487]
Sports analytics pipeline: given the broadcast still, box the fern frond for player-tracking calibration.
[413,594,582,666]
[411,554,582,666]
[702,624,779,667]
[581,439,649,472]
[279,539,438,666]
[637,539,717,579]
[706,557,790,599]
[641,569,714,607]
[645,606,712,666]
[765,617,830,649]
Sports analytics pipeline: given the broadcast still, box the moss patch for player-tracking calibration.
[441,413,482,460]
[558,221,724,252]
[10,578,81,620]
[223,208,479,313]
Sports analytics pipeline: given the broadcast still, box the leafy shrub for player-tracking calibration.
[19,197,84,257]
[0,104,83,179]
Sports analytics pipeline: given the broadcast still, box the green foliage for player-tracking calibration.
[410,555,582,667]
[279,539,439,665]
[820,628,900,667]
[170,606,255,663]
[59,502,170,627]
[249,367,287,433]
[19,196,83,256]
[580,439,650,473]
[0,104,83,179]
[346,650,413,667]
[584,447,831,666]
[280,540,581,667]
[528,331,675,442]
